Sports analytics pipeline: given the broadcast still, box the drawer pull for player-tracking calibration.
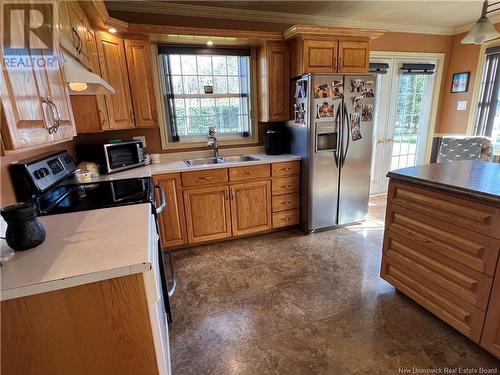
[281,168,292,171]
[281,201,292,205]
[281,217,291,221]
[198,176,212,180]
[281,185,292,188]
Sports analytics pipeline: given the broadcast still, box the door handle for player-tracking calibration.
[41,96,60,134]
[376,139,385,144]
[341,103,350,168]
[154,184,166,215]
[386,138,394,143]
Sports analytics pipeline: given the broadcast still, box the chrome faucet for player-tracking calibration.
[207,127,220,158]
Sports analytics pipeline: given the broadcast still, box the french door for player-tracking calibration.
[370,57,437,195]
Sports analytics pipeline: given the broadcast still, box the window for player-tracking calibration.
[158,46,254,143]
[475,46,500,154]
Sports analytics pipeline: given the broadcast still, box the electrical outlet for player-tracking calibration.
[457,101,467,111]
[133,136,147,148]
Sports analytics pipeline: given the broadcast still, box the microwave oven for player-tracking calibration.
[76,140,146,174]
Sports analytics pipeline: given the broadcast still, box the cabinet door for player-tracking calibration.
[267,43,290,121]
[230,181,271,236]
[68,1,89,66]
[338,41,370,73]
[303,40,338,73]
[58,0,77,56]
[183,186,232,244]
[481,256,500,358]
[124,39,158,128]
[96,32,135,129]
[154,174,187,248]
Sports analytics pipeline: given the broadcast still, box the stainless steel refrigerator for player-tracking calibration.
[287,73,376,232]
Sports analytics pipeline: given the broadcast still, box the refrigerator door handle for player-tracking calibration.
[342,104,350,168]
[333,107,340,167]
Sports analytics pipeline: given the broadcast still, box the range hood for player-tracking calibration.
[62,54,115,95]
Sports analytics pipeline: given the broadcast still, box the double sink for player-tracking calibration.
[184,155,260,167]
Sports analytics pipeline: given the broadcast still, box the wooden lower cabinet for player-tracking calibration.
[154,174,187,248]
[481,255,500,358]
[183,185,232,244]
[230,181,272,236]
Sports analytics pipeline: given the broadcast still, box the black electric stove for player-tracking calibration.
[9,150,175,323]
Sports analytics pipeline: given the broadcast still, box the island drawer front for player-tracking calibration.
[386,204,500,276]
[229,164,270,182]
[272,161,300,177]
[381,255,485,343]
[388,181,500,239]
[272,209,300,228]
[272,176,300,195]
[182,169,228,187]
[383,231,493,310]
[272,193,300,213]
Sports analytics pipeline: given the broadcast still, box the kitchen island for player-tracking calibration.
[381,161,500,359]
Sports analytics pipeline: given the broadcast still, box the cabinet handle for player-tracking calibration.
[99,109,106,126]
[339,56,343,68]
[223,190,228,200]
[280,201,292,205]
[41,96,60,134]
[72,27,82,53]
[129,110,135,125]
[281,185,292,188]
[153,109,157,123]
[280,168,292,171]
[334,57,337,69]
[281,217,291,221]
[231,190,235,200]
[198,176,212,180]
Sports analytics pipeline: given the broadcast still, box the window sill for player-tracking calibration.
[160,135,258,151]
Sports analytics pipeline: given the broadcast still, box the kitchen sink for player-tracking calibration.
[221,155,259,162]
[184,157,224,167]
[184,155,260,167]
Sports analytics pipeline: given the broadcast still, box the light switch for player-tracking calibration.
[457,101,467,111]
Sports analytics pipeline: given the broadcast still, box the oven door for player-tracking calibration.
[104,142,144,173]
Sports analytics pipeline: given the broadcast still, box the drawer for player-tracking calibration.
[272,161,300,177]
[381,254,486,343]
[272,209,300,228]
[388,181,500,239]
[272,193,300,213]
[181,168,228,187]
[386,203,500,276]
[272,176,300,195]
[383,230,493,310]
[229,164,270,182]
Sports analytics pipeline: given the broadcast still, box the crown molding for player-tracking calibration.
[284,24,385,41]
[106,1,458,36]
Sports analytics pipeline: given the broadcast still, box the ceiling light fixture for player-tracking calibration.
[108,27,117,34]
[206,40,214,46]
[462,0,500,44]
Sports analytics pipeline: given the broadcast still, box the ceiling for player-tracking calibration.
[105,1,500,35]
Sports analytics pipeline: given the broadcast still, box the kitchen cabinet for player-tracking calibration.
[96,32,135,129]
[58,0,90,68]
[0,46,75,150]
[338,41,370,73]
[125,39,158,128]
[303,40,338,73]
[230,180,272,236]
[183,185,232,244]
[258,42,290,122]
[154,173,187,248]
[271,161,301,229]
[481,256,500,358]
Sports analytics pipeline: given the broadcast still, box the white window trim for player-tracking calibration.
[150,46,259,150]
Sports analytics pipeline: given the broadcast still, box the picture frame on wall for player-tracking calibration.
[451,72,470,93]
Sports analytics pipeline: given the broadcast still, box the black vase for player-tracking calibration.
[1,202,46,251]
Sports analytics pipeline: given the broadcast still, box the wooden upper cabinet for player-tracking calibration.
[154,174,187,248]
[338,41,370,73]
[230,181,272,236]
[303,40,338,73]
[96,32,135,129]
[124,39,158,128]
[58,0,90,68]
[258,42,290,122]
[183,185,232,244]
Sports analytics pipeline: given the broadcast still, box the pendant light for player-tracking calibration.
[462,0,500,44]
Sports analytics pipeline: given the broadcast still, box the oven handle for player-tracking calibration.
[154,184,166,215]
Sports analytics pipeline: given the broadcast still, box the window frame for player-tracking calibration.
[154,46,259,150]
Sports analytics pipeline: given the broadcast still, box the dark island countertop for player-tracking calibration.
[387,161,500,205]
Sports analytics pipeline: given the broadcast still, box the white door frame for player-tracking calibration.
[370,51,445,163]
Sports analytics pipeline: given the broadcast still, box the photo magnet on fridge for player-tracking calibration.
[361,104,373,122]
[316,102,335,119]
[295,80,308,98]
[331,80,344,98]
[351,79,365,93]
[294,103,306,124]
[350,113,362,141]
[314,83,330,98]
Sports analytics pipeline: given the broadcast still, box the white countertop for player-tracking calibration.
[0,204,153,301]
[87,153,302,182]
